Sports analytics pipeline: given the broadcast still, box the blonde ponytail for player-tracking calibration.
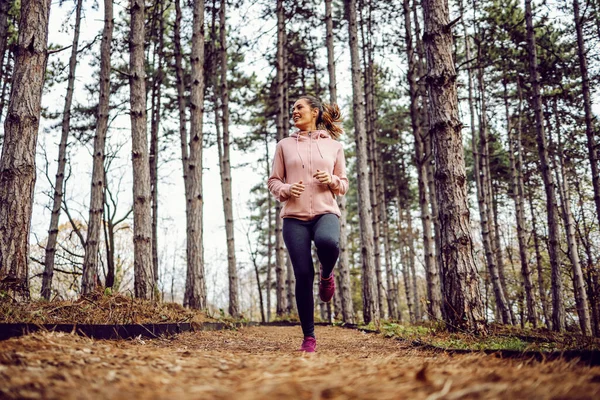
[320,103,343,139]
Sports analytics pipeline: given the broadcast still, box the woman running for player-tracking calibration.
[268,95,348,352]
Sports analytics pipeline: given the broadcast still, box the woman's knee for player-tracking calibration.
[315,235,339,253]
[294,268,314,286]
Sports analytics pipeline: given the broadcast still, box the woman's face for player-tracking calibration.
[292,99,318,131]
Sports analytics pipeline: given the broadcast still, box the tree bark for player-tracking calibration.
[216,0,239,318]
[129,0,154,299]
[524,0,564,331]
[0,0,52,300]
[41,0,84,299]
[184,0,207,309]
[382,196,398,320]
[403,0,442,321]
[149,0,165,291]
[421,0,485,333]
[274,0,287,316]
[265,135,273,322]
[346,0,379,325]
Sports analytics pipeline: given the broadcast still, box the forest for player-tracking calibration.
[0,0,600,340]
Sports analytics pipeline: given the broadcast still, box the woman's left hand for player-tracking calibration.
[313,169,332,185]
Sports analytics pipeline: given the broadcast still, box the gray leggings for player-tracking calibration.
[282,213,340,338]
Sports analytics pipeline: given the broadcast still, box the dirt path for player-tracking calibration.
[1,325,599,399]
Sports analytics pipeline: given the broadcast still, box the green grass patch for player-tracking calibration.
[378,321,600,352]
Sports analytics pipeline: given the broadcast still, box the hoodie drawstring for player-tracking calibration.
[315,133,324,159]
[295,131,326,169]
[296,134,305,168]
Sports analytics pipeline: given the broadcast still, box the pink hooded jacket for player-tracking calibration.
[268,130,349,220]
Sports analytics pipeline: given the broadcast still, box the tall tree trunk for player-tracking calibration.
[407,208,421,321]
[326,0,354,324]
[41,0,84,299]
[0,50,11,129]
[552,101,591,336]
[184,0,207,309]
[149,0,165,291]
[359,4,384,319]
[573,0,600,246]
[129,0,154,299]
[174,0,188,193]
[216,0,239,318]
[573,176,600,336]
[274,0,287,316]
[0,0,10,87]
[421,0,485,333]
[505,77,537,326]
[403,0,442,321]
[265,136,273,322]
[524,0,564,331]
[346,0,379,325]
[382,199,398,320]
[474,39,511,324]
[0,0,51,300]
[527,189,550,327]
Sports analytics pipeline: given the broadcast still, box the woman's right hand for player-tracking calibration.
[289,180,305,198]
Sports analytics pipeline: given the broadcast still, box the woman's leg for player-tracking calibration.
[313,213,340,279]
[282,218,315,338]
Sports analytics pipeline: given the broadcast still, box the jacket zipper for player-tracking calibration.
[309,134,313,217]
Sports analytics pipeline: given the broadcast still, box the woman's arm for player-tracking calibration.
[267,142,292,201]
[328,146,349,196]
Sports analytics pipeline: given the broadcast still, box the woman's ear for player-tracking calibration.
[312,108,319,119]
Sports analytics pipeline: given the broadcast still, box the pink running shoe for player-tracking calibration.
[319,268,335,303]
[299,336,317,352]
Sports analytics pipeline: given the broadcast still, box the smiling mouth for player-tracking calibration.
[293,116,300,122]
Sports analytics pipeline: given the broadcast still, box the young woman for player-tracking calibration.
[268,95,348,352]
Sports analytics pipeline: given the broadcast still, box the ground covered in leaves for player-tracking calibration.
[0,292,211,325]
[2,325,600,399]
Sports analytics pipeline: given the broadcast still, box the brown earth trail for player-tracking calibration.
[1,325,599,399]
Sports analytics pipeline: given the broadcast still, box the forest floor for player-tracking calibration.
[2,324,600,399]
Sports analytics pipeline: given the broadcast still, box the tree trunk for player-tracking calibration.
[382,198,398,320]
[326,0,354,324]
[573,176,600,336]
[0,0,10,87]
[149,0,165,291]
[421,0,485,333]
[346,0,379,325]
[403,0,442,321]
[474,38,511,324]
[524,0,564,331]
[184,0,207,309]
[274,0,287,317]
[41,0,84,299]
[527,189,550,327]
[552,101,591,336]
[359,4,384,319]
[129,0,154,299]
[265,136,273,322]
[216,0,239,318]
[573,0,600,249]
[505,77,537,327]
[0,0,52,300]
